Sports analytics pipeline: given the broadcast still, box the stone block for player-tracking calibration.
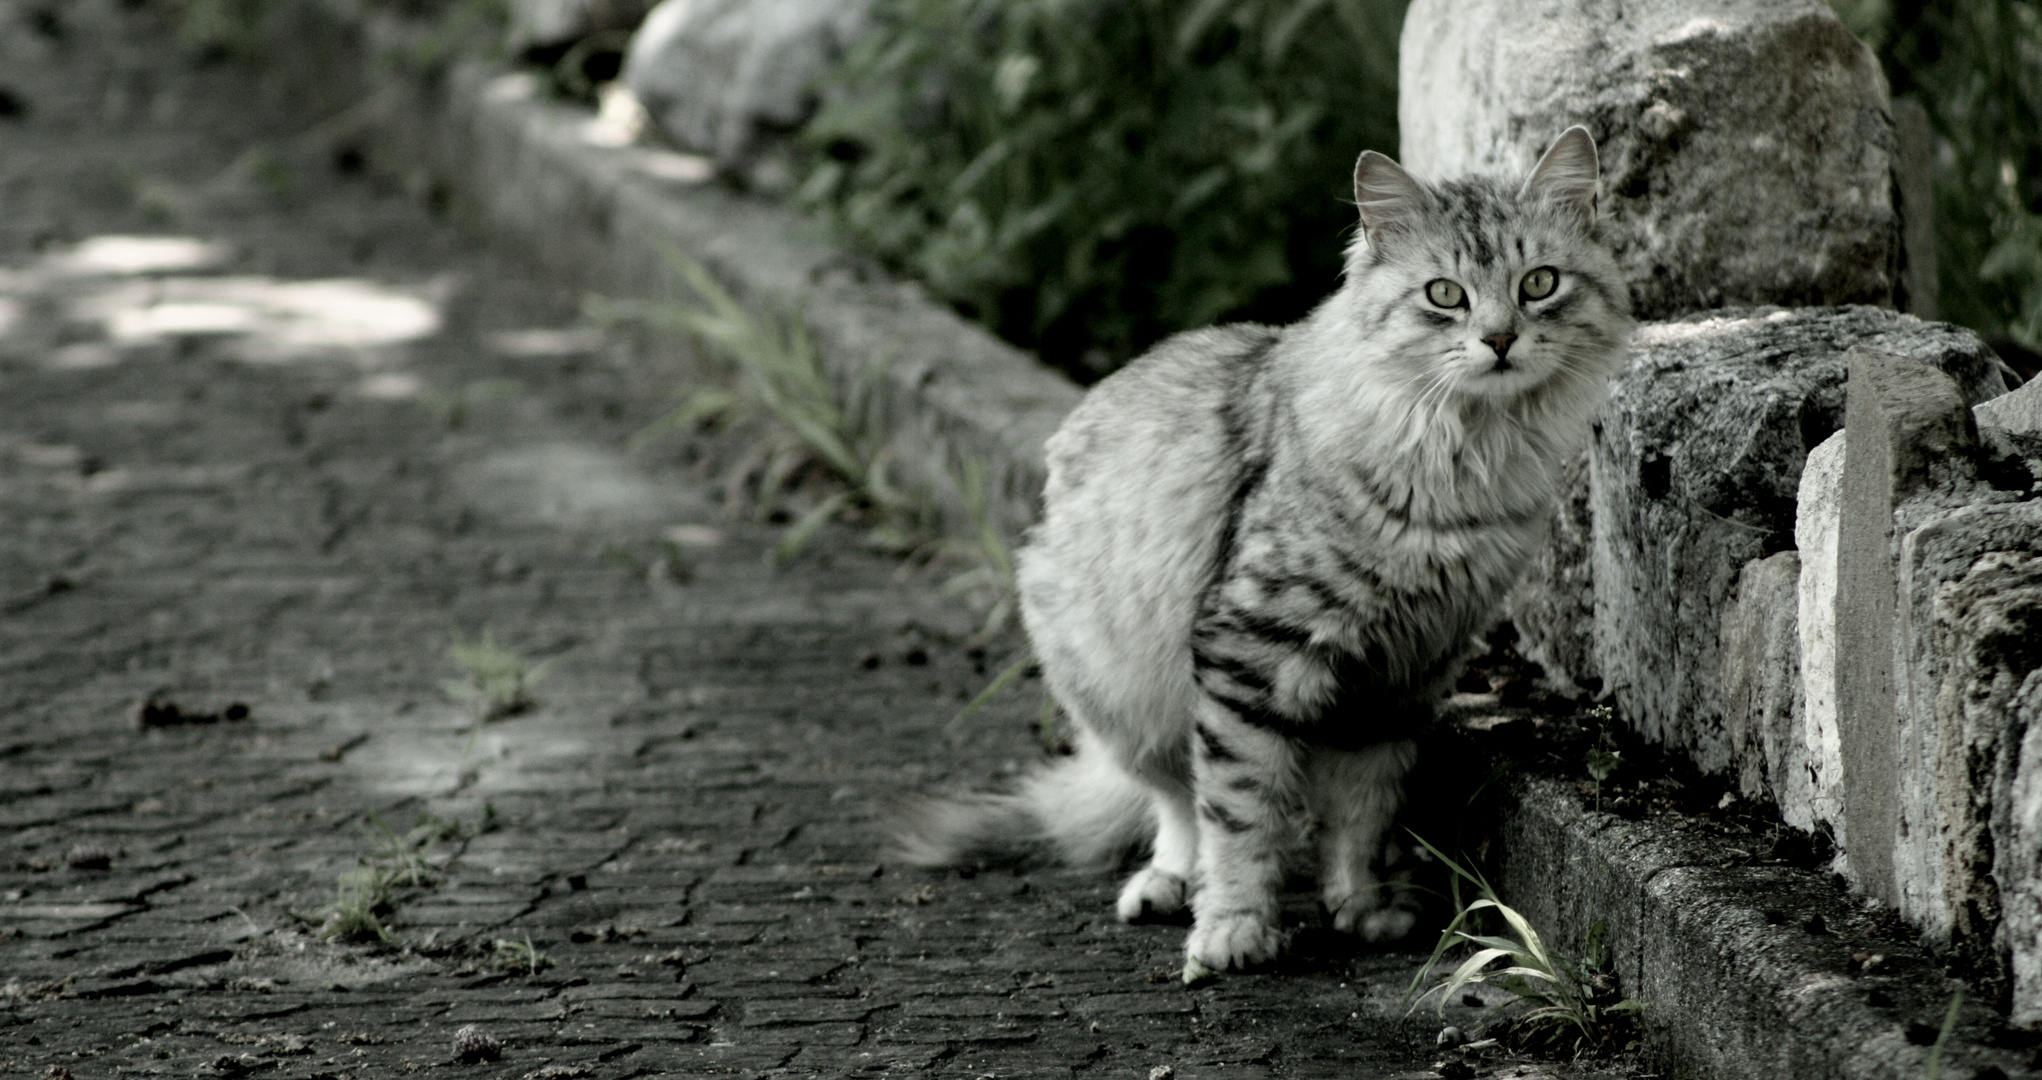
[1718,550,1804,818]
[1399,0,1898,321]
[506,0,651,55]
[1589,308,2004,777]
[1892,502,2042,947]
[1833,348,1980,907]
[1977,373,2042,437]
[1927,552,2042,1020]
[2003,670,2042,1026]
[1796,431,1847,841]
[622,0,873,170]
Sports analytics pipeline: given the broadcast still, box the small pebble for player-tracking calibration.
[1149,1068,1176,1080]
[452,1024,502,1063]
[1436,1025,1467,1047]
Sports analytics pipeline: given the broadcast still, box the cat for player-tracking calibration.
[895,127,1632,971]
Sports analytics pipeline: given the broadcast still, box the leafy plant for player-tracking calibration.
[1406,835,1643,1057]
[798,0,1407,378]
[442,629,553,722]
[592,254,930,562]
[1583,704,1622,813]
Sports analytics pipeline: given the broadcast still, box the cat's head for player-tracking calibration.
[1338,127,1632,407]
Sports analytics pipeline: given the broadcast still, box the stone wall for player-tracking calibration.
[1582,308,2001,772]
[1399,0,1899,322]
[1399,0,2042,1015]
[1793,355,2042,1014]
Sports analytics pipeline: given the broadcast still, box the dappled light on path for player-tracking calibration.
[0,233,443,369]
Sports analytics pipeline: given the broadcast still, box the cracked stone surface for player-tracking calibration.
[0,4,1644,1078]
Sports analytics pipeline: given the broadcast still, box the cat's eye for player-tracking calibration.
[1520,266,1559,302]
[1425,279,1466,308]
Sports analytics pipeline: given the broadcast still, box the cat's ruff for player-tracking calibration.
[895,128,1633,972]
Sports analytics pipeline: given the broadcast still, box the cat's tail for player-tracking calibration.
[888,738,1153,869]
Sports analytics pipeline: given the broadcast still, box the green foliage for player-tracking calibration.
[443,630,553,723]
[1407,836,1643,1057]
[1839,0,2042,356]
[798,0,1407,377]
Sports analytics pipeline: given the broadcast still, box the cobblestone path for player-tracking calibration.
[0,5,1630,1079]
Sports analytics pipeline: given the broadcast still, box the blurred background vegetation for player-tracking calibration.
[796,0,2039,382]
[1834,0,2042,374]
[794,0,1405,381]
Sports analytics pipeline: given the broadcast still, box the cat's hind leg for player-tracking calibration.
[1116,787,1196,921]
[1309,740,1418,941]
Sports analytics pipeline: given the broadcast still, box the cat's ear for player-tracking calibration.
[1353,151,1429,253]
[1520,126,1600,223]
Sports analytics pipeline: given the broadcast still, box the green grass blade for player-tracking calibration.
[774,490,855,564]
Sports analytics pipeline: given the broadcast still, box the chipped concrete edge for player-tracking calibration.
[250,6,2026,1078]
[261,0,1079,540]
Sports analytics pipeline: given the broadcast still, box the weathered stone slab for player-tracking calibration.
[1589,308,2004,776]
[1718,550,1804,817]
[1834,348,1982,906]
[1892,501,2041,947]
[1927,550,2042,1015]
[622,0,873,170]
[1398,0,1898,320]
[1795,431,1847,841]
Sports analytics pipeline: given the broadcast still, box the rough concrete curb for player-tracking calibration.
[248,7,2031,1077]
[263,0,1078,539]
[1498,777,2034,1079]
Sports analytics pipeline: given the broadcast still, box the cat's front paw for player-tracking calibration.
[1185,911,1283,970]
[1327,892,1416,941]
[1116,867,1188,922]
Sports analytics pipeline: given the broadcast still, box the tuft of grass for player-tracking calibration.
[491,933,553,975]
[302,805,496,944]
[1406,835,1643,1058]
[312,866,396,944]
[442,630,553,723]
[592,254,930,563]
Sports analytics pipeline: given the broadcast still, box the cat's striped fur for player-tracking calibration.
[896,129,1632,970]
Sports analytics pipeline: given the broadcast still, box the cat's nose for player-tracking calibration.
[1482,333,1517,359]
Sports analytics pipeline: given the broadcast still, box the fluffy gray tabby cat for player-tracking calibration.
[898,127,1632,971]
